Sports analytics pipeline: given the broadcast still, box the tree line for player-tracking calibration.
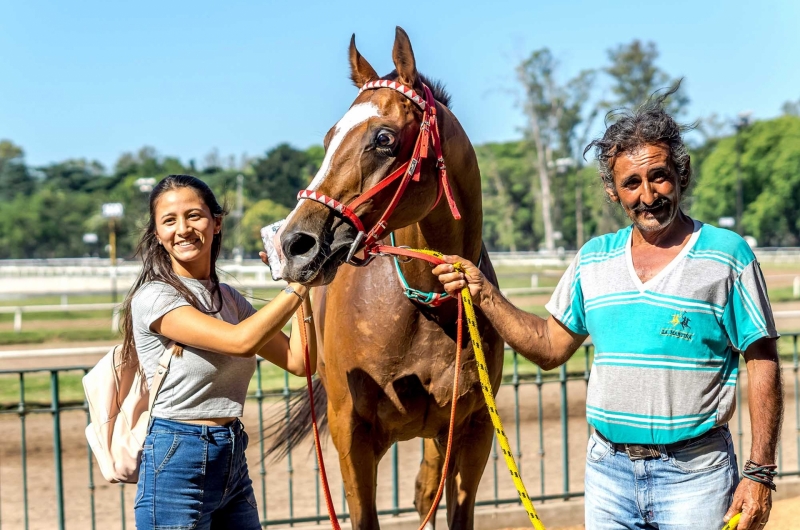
[1,40,799,260]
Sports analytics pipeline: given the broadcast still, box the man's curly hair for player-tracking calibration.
[584,82,693,193]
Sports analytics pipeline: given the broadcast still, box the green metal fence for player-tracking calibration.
[1,333,798,529]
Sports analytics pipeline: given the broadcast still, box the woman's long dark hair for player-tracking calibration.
[120,174,227,368]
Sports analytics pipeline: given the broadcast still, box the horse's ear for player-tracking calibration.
[392,26,418,88]
[349,34,379,88]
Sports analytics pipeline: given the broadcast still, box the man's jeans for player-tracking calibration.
[585,426,739,530]
[135,418,261,530]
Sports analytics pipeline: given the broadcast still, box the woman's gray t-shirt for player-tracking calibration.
[131,278,257,420]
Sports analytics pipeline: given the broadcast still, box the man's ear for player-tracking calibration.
[605,184,619,203]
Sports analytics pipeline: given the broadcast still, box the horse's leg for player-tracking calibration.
[445,409,494,529]
[414,438,444,529]
[328,408,382,529]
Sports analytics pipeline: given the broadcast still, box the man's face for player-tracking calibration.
[606,143,683,233]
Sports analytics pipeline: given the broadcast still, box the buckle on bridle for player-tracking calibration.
[345,231,366,264]
[407,158,418,176]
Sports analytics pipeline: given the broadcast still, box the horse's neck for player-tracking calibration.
[413,104,483,262]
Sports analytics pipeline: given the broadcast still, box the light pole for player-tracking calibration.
[233,173,244,264]
[734,112,752,236]
[102,203,124,303]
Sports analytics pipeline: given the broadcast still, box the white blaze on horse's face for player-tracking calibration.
[310,102,381,190]
[286,102,381,222]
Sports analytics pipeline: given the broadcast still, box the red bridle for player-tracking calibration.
[296,80,461,265]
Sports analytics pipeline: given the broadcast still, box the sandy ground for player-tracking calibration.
[1,373,799,529]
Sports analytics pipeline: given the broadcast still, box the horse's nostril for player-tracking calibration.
[286,232,318,258]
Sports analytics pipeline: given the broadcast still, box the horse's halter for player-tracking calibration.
[296,80,461,265]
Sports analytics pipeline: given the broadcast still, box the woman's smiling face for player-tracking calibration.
[154,187,221,276]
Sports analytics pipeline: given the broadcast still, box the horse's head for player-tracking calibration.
[280,27,453,285]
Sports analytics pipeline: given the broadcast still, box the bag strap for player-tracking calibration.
[146,343,176,413]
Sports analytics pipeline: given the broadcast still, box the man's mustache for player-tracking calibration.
[632,197,670,213]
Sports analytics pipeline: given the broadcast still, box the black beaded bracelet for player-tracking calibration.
[742,460,777,491]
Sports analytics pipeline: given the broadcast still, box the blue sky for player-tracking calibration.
[1,0,798,169]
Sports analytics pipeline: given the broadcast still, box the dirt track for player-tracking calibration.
[1,375,798,529]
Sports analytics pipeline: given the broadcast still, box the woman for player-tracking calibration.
[120,174,315,530]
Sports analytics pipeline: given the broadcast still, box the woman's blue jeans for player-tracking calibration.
[134,418,261,530]
[584,426,739,529]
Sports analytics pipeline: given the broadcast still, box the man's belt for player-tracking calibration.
[594,426,724,461]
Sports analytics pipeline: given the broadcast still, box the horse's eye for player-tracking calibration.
[376,131,395,147]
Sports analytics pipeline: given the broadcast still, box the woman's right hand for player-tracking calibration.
[431,255,486,303]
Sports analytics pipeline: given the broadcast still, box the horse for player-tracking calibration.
[271,27,504,529]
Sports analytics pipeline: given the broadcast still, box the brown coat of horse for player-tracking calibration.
[274,28,504,529]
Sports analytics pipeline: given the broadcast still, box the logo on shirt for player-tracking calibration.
[661,311,693,341]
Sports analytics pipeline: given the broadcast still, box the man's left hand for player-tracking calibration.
[723,479,772,529]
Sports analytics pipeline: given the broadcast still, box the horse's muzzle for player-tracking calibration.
[280,227,354,285]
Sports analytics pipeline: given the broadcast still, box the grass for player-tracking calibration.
[0,329,120,346]
[769,286,800,303]
[0,370,88,408]
[0,293,117,307]
[0,310,114,323]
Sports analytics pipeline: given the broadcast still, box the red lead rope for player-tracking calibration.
[297,303,341,530]
[297,248,462,530]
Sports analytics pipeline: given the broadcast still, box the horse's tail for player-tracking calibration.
[264,377,328,461]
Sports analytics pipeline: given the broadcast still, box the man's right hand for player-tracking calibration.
[432,255,486,303]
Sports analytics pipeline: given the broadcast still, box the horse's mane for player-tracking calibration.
[383,71,452,109]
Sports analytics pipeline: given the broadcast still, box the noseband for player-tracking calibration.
[296,80,461,265]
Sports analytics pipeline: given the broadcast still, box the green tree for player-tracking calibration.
[604,40,688,115]
[240,199,291,254]
[0,140,37,200]
[41,159,106,192]
[782,98,800,116]
[516,48,596,250]
[249,144,316,208]
[0,189,99,258]
[691,115,800,245]
[476,141,535,251]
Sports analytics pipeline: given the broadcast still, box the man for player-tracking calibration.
[433,95,782,530]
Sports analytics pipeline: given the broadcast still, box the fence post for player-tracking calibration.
[255,362,268,523]
[794,276,800,298]
[51,371,65,530]
[530,274,539,288]
[61,294,68,307]
[560,364,570,499]
[392,443,399,516]
[14,308,22,332]
[19,373,30,529]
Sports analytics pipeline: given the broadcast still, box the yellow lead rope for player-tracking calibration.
[405,248,545,529]
[457,265,546,530]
